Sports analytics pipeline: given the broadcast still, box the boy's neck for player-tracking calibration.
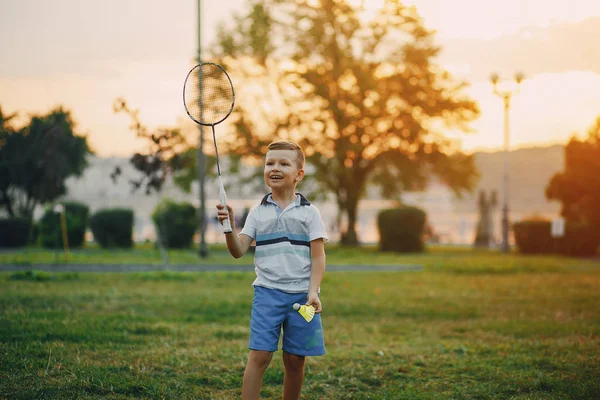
[270,188,298,209]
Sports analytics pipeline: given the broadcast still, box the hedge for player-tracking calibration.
[377,206,427,253]
[514,218,600,257]
[90,208,134,248]
[151,199,197,249]
[39,202,89,249]
[0,217,31,248]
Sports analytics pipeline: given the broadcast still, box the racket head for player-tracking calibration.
[183,62,235,126]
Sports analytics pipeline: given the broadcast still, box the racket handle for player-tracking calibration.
[218,176,233,234]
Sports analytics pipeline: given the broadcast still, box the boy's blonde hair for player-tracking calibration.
[267,140,305,169]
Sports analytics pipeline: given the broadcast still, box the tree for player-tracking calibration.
[110,98,194,194]
[110,99,206,263]
[0,107,18,217]
[110,98,220,193]
[0,106,91,219]
[546,117,600,227]
[214,0,480,245]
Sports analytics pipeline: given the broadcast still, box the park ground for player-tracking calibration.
[1,246,599,399]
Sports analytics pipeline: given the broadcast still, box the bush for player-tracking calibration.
[514,218,600,257]
[39,202,89,249]
[513,219,554,254]
[0,217,31,248]
[29,222,39,245]
[90,208,134,248]
[556,221,600,257]
[377,206,427,253]
[151,199,197,249]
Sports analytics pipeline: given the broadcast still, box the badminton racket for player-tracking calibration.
[183,62,235,233]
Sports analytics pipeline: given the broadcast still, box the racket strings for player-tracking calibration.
[184,64,234,125]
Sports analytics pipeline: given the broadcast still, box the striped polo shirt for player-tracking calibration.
[240,193,328,293]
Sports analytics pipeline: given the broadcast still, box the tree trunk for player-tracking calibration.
[340,199,360,246]
[0,192,15,217]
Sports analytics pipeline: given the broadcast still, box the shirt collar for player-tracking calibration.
[260,193,311,206]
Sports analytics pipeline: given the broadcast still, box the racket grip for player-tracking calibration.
[218,177,233,234]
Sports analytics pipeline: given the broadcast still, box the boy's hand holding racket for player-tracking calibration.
[216,204,235,232]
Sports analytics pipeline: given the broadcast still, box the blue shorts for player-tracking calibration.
[249,286,326,356]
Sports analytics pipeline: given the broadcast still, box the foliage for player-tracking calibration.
[0,107,18,216]
[90,208,135,248]
[0,217,31,248]
[377,206,427,253]
[557,221,600,257]
[514,218,599,257]
[151,199,197,249]
[110,99,200,194]
[546,117,600,227]
[213,0,480,245]
[513,219,554,255]
[38,202,89,249]
[0,106,91,219]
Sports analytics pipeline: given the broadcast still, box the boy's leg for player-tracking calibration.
[282,351,305,400]
[242,350,273,400]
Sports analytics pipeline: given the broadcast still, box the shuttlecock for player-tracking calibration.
[293,303,315,323]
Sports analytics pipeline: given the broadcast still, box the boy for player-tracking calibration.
[216,140,327,400]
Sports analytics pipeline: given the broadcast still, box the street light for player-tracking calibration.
[197,0,209,258]
[490,71,524,254]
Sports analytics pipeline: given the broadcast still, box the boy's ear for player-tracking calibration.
[296,169,305,182]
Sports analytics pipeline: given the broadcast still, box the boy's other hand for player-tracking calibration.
[216,204,234,228]
[306,292,322,314]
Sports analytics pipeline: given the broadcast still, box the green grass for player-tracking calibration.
[0,244,254,266]
[1,251,599,399]
[1,244,598,271]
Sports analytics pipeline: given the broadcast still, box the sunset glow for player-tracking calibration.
[1,0,600,156]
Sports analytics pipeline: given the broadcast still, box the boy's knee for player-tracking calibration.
[283,352,305,372]
[248,350,273,370]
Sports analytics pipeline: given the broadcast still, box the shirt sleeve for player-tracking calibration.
[240,207,257,239]
[309,205,329,242]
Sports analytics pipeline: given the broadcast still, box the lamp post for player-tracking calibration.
[197,0,209,258]
[490,71,524,254]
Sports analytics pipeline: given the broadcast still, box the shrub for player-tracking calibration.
[0,217,31,248]
[513,219,554,254]
[556,221,600,257]
[90,208,134,248]
[39,202,89,249]
[377,206,427,253]
[151,199,197,249]
[29,222,39,245]
[514,218,600,257]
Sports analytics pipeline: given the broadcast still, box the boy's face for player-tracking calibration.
[264,149,304,190]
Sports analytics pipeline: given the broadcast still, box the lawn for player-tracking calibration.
[1,249,599,399]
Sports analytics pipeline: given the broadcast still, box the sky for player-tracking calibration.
[2,0,600,156]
